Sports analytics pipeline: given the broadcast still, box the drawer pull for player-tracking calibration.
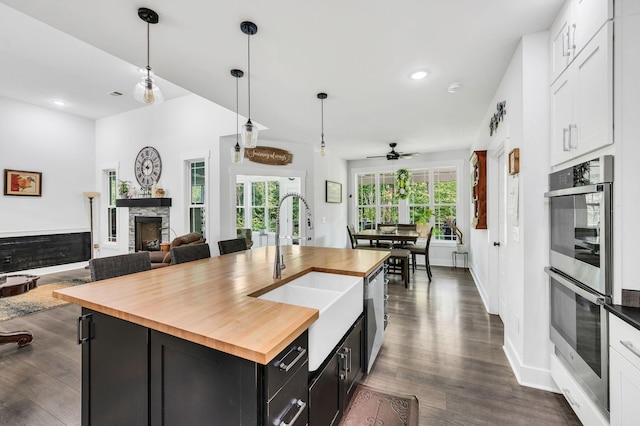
[276,399,307,426]
[620,340,640,360]
[277,346,307,372]
[562,389,580,408]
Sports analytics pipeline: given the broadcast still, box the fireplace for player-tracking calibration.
[135,216,162,252]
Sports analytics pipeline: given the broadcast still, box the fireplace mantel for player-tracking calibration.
[116,198,172,208]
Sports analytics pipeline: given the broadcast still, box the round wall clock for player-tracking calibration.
[134,146,162,188]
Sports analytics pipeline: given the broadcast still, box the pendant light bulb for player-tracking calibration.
[317,92,328,156]
[240,22,258,148]
[134,8,163,106]
[230,69,245,164]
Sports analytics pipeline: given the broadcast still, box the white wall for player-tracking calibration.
[471,32,553,390]
[94,94,237,256]
[347,150,470,266]
[0,97,95,237]
[313,151,349,248]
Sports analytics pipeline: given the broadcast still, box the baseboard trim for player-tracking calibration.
[503,338,558,393]
[469,266,493,314]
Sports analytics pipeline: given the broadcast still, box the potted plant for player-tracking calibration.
[117,180,132,199]
[445,216,464,252]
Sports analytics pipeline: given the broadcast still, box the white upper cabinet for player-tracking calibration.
[550,0,613,84]
[550,22,613,166]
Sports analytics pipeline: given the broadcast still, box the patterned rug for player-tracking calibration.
[339,384,419,426]
[0,279,88,321]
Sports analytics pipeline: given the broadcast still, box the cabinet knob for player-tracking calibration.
[493,242,500,247]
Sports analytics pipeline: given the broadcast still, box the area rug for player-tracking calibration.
[339,384,419,426]
[0,279,89,321]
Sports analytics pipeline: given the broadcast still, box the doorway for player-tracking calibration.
[235,175,302,247]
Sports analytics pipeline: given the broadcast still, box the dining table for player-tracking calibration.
[353,228,420,246]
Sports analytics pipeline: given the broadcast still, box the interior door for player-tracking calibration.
[498,152,507,322]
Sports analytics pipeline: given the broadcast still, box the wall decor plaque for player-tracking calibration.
[244,146,293,165]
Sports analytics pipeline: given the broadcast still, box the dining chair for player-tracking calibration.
[171,243,211,264]
[218,238,248,255]
[409,228,433,281]
[387,248,411,288]
[89,252,151,282]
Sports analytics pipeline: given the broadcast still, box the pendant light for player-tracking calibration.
[240,21,258,148]
[317,92,327,156]
[231,69,245,164]
[133,8,164,105]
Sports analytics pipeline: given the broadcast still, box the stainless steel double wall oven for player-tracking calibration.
[545,155,613,417]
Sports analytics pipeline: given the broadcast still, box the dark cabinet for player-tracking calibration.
[309,315,364,426]
[471,150,487,229]
[79,308,148,426]
[79,308,309,426]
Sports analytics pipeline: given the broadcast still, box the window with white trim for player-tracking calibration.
[189,161,206,235]
[355,166,459,242]
[107,170,117,242]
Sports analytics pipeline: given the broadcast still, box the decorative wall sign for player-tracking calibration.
[3,169,42,196]
[326,180,342,203]
[509,148,520,175]
[489,101,507,136]
[244,146,293,165]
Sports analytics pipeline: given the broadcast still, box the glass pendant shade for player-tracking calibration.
[232,141,244,164]
[242,119,258,148]
[133,68,164,105]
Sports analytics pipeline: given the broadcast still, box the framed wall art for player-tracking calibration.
[325,180,342,203]
[3,169,42,196]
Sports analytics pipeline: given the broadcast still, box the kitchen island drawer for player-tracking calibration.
[265,359,309,426]
[266,331,309,401]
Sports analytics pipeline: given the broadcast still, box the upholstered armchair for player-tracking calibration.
[148,232,206,268]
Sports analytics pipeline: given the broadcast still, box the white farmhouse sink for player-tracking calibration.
[259,272,363,371]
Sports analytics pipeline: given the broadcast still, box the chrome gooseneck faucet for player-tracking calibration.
[273,192,313,279]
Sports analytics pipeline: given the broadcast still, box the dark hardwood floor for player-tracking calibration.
[0,265,580,425]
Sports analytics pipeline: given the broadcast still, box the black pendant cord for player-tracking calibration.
[247,32,251,120]
[321,97,324,143]
[146,23,151,78]
[236,72,240,146]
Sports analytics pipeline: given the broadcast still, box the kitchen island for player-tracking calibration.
[54,246,388,425]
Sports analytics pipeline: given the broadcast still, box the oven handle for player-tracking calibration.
[544,183,608,198]
[544,267,610,305]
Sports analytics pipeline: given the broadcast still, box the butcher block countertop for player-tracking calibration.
[53,246,388,365]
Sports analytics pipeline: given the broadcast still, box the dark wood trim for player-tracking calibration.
[115,198,172,208]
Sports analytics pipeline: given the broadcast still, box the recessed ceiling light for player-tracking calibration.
[51,100,65,106]
[409,70,430,80]
[447,83,462,93]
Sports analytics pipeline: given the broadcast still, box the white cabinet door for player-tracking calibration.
[549,22,612,167]
[550,74,574,166]
[550,0,573,84]
[573,22,613,156]
[573,0,612,56]
[610,348,640,426]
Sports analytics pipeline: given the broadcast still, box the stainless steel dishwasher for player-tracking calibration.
[364,264,386,374]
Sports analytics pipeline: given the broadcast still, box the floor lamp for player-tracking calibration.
[83,192,100,259]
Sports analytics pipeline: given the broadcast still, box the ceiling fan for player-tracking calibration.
[367,143,419,160]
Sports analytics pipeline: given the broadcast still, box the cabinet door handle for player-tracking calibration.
[562,128,570,151]
[277,346,307,372]
[562,389,580,408]
[562,27,569,57]
[570,23,577,54]
[77,313,92,345]
[620,340,640,360]
[277,399,307,426]
[569,124,578,149]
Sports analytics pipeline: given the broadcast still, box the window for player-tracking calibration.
[251,180,280,232]
[107,170,117,242]
[236,182,245,228]
[355,166,459,242]
[189,161,206,235]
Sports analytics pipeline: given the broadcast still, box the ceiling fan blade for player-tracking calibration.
[399,152,420,157]
[365,154,387,159]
